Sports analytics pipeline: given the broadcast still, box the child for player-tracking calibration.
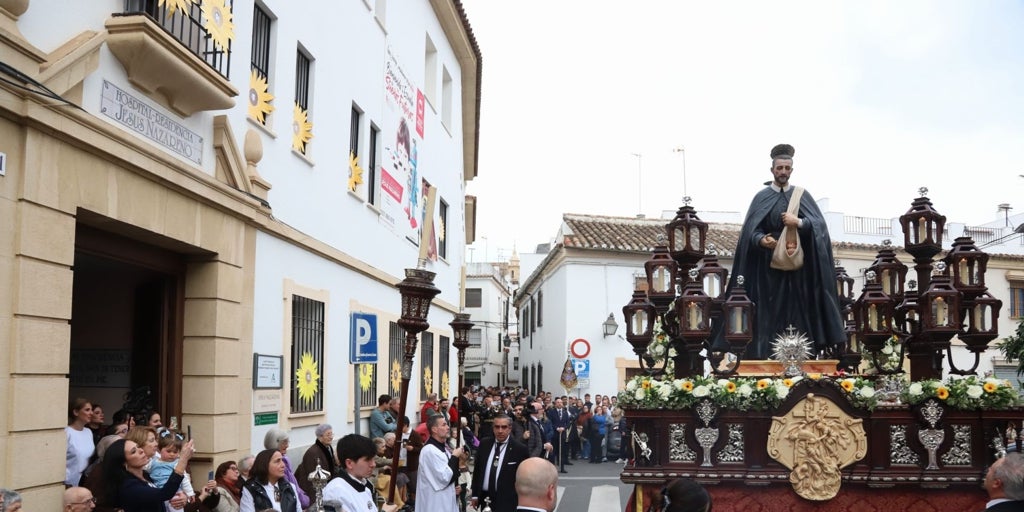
[150,431,196,510]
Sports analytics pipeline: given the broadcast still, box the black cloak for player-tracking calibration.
[712,184,846,359]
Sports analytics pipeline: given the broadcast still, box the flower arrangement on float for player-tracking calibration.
[900,375,1019,410]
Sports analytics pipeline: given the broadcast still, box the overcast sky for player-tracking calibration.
[460,1,1024,263]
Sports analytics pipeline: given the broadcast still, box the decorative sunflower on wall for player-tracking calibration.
[159,0,192,16]
[359,364,374,392]
[441,371,450,399]
[437,216,445,244]
[348,150,364,191]
[292,103,313,153]
[247,69,274,124]
[423,367,433,396]
[201,0,234,52]
[390,359,402,393]
[295,352,320,406]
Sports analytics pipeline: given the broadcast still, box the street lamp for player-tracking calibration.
[387,266,441,505]
[602,314,619,337]
[449,312,473,445]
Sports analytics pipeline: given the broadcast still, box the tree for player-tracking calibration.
[997,317,1024,376]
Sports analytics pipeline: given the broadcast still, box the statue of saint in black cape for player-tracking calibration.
[712,183,846,360]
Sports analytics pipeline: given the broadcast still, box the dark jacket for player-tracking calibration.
[470,438,530,512]
[295,439,338,498]
[117,471,183,512]
[243,477,298,512]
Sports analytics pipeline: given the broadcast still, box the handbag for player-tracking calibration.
[770,187,805,271]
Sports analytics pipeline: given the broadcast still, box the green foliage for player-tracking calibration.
[997,317,1024,377]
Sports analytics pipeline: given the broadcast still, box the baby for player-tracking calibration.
[149,431,196,510]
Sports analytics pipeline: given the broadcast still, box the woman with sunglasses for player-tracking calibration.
[212,461,242,512]
[101,437,196,512]
[239,449,301,512]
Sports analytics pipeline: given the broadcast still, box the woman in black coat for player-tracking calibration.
[102,438,197,512]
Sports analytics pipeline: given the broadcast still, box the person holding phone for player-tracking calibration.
[102,438,198,512]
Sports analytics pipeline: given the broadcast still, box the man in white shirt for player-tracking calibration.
[323,434,397,512]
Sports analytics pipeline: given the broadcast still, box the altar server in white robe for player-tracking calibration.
[415,415,464,512]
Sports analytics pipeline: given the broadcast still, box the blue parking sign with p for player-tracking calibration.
[572,358,590,379]
[350,313,378,364]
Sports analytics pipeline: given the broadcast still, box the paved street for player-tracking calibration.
[551,459,632,512]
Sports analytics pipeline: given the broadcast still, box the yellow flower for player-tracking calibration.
[984,382,998,393]
[641,380,652,390]
[936,386,949,400]
[390,359,402,392]
[348,150,364,191]
[808,373,822,381]
[840,379,855,392]
[757,379,770,390]
[682,381,694,392]
[725,381,737,393]
[291,103,313,153]
[202,0,234,52]
[783,378,794,387]
[247,69,275,124]
[358,364,374,391]
[295,353,320,405]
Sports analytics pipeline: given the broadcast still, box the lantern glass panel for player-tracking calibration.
[673,227,686,251]
[973,303,991,332]
[684,302,704,330]
[703,274,722,297]
[868,304,880,331]
[727,306,748,335]
[652,266,672,293]
[631,309,649,336]
[932,297,949,327]
[880,269,891,295]
[689,227,700,250]
[957,258,969,286]
[917,217,927,244]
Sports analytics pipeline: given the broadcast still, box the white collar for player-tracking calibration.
[770,183,792,192]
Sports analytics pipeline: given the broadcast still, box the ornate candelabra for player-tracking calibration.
[307,460,331,512]
[449,312,473,445]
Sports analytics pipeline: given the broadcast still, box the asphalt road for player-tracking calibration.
[552,458,633,512]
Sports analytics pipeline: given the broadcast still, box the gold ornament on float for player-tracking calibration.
[247,70,274,124]
[291,103,313,153]
[202,0,234,52]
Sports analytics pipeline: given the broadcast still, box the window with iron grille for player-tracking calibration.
[439,335,450,398]
[466,288,481,308]
[537,291,543,326]
[121,0,232,78]
[350,105,362,159]
[294,48,311,110]
[522,366,527,388]
[1011,283,1024,318]
[368,124,380,205]
[290,295,324,414]
[357,362,377,408]
[388,321,405,398]
[421,332,434,401]
[251,5,272,78]
[531,298,536,333]
[529,364,535,394]
[439,199,448,259]
[537,363,544,393]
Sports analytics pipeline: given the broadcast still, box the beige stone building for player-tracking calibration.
[0,0,480,507]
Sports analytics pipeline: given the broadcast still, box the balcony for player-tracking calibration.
[106,0,237,116]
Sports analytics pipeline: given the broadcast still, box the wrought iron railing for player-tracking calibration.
[844,215,893,235]
[964,226,996,245]
[119,0,232,79]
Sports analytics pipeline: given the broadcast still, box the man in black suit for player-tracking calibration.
[545,398,572,472]
[514,457,559,512]
[984,453,1024,511]
[470,414,529,512]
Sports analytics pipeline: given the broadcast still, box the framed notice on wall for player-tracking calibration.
[253,354,283,390]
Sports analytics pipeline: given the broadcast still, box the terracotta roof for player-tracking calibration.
[560,213,741,256]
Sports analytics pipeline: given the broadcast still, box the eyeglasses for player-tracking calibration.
[73,497,98,505]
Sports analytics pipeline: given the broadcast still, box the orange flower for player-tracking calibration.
[783,378,794,387]
[725,381,737,393]
[840,379,855,392]
[808,373,822,381]
[936,386,949,400]
[682,381,694,392]
[984,382,998,393]
[756,379,770,390]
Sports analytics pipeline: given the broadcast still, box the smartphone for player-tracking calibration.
[187,425,192,441]
[208,470,215,481]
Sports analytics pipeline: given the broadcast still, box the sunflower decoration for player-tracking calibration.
[390,359,402,393]
[159,0,193,16]
[348,150,364,191]
[247,69,274,124]
[359,364,374,392]
[291,103,313,153]
[437,215,445,245]
[423,367,433,396]
[201,0,234,52]
[294,352,320,406]
[440,371,450,399]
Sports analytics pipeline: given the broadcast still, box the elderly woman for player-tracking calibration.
[0,489,22,512]
[239,449,302,512]
[211,460,242,512]
[294,424,336,499]
[67,398,97,487]
[238,455,256,483]
[101,437,198,512]
[264,429,310,510]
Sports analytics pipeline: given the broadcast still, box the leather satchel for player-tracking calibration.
[770,187,805,271]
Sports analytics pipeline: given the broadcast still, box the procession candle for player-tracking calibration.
[934,297,947,326]
[958,258,968,285]
[688,303,698,330]
[731,307,743,334]
[868,304,879,331]
[881,269,891,295]
[918,217,927,243]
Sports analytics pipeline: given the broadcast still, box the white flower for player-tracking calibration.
[908,382,923,396]
[717,379,730,387]
[881,344,894,355]
[791,376,803,384]
[634,387,646,400]
[626,379,638,392]
[668,348,678,358]
[985,377,1001,387]
[859,387,875,399]
[738,384,753,397]
[651,344,665,356]
[966,385,984,399]
[693,385,710,398]
[775,384,789,399]
[658,384,673,399]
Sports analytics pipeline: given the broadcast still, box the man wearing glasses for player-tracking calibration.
[470,415,529,512]
[63,487,96,512]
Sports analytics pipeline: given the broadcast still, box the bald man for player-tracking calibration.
[514,457,558,512]
[64,486,97,512]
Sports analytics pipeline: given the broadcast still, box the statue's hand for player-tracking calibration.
[782,212,800,227]
[761,235,777,249]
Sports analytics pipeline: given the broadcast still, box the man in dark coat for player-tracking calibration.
[470,415,529,512]
[712,143,845,360]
